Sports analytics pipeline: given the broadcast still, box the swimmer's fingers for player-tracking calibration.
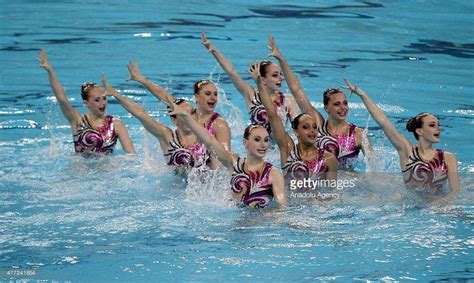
[126,61,135,81]
[39,49,51,70]
[343,78,355,91]
[200,32,208,45]
[39,49,46,63]
[101,74,108,87]
[342,78,357,97]
[162,93,175,107]
[101,74,115,96]
[343,79,366,97]
[126,61,144,82]
[340,85,355,98]
[267,35,281,58]
[200,32,214,52]
[167,102,186,117]
[247,61,261,81]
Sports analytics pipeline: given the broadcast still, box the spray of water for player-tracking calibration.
[208,63,245,137]
[185,167,234,207]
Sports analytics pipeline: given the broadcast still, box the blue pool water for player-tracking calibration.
[1,0,473,282]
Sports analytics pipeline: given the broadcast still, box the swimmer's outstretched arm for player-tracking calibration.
[126,61,175,106]
[168,100,234,171]
[39,49,81,127]
[102,75,172,152]
[249,62,293,167]
[344,79,410,158]
[201,32,255,108]
[267,36,324,127]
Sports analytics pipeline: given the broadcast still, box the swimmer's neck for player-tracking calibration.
[86,111,105,122]
[327,119,347,128]
[327,119,348,135]
[194,108,213,119]
[268,88,280,96]
[176,128,197,143]
[194,108,214,126]
[244,154,264,170]
[416,140,436,158]
[297,142,317,156]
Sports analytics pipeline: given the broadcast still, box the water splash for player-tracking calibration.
[208,63,245,137]
[185,168,234,207]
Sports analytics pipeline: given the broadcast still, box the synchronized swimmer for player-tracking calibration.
[39,32,461,208]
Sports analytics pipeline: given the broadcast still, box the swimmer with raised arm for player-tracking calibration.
[126,61,231,168]
[344,79,460,201]
[101,75,211,172]
[201,32,298,134]
[39,49,135,155]
[249,62,337,191]
[267,36,371,169]
[167,97,287,208]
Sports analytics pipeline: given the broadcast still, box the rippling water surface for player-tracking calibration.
[1,0,473,281]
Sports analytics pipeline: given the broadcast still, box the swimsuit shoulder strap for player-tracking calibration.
[348,123,357,136]
[436,149,445,164]
[261,162,273,177]
[206,112,220,130]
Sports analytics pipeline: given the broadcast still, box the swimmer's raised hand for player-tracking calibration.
[343,78,367,98]
[39,49,51,71]
[247,61,262,82]
[201,32,215,53]
[101,74,117,97]
[126,61,146,83]
[267,35,282,59]
[167,99,188,117]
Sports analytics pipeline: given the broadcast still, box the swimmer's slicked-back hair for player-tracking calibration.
[243,124,266,140]
[193,79,213,94]
[291,113,312,130]
[81,82,99,100]
[406,112,431,140]
[323,88,344,105]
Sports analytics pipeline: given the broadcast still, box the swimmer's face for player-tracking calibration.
[84,86,107,115]
[324,92,348,121]
[261,63,283,93]
[194,83,218,113]
[294,114,318,144]
[244,127,270,158]
[417,115,441,143]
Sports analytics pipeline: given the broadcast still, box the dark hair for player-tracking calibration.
[80,82,99,100]
[406,112,431,140]
[323,88,344,105]
[291,113,313,130]
[250,60,273,77]
[193,79,213,94]
[169,98,187,119]
[243,124,266,139]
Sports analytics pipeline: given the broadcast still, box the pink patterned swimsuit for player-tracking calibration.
[249,91,290,134]
[73,115,118,155]
[283,144,328,190]
[230,157,274,208]
[205,112,221,137]
[316,121,360,169]
[402,146,448,192]
[165,130,208,169]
